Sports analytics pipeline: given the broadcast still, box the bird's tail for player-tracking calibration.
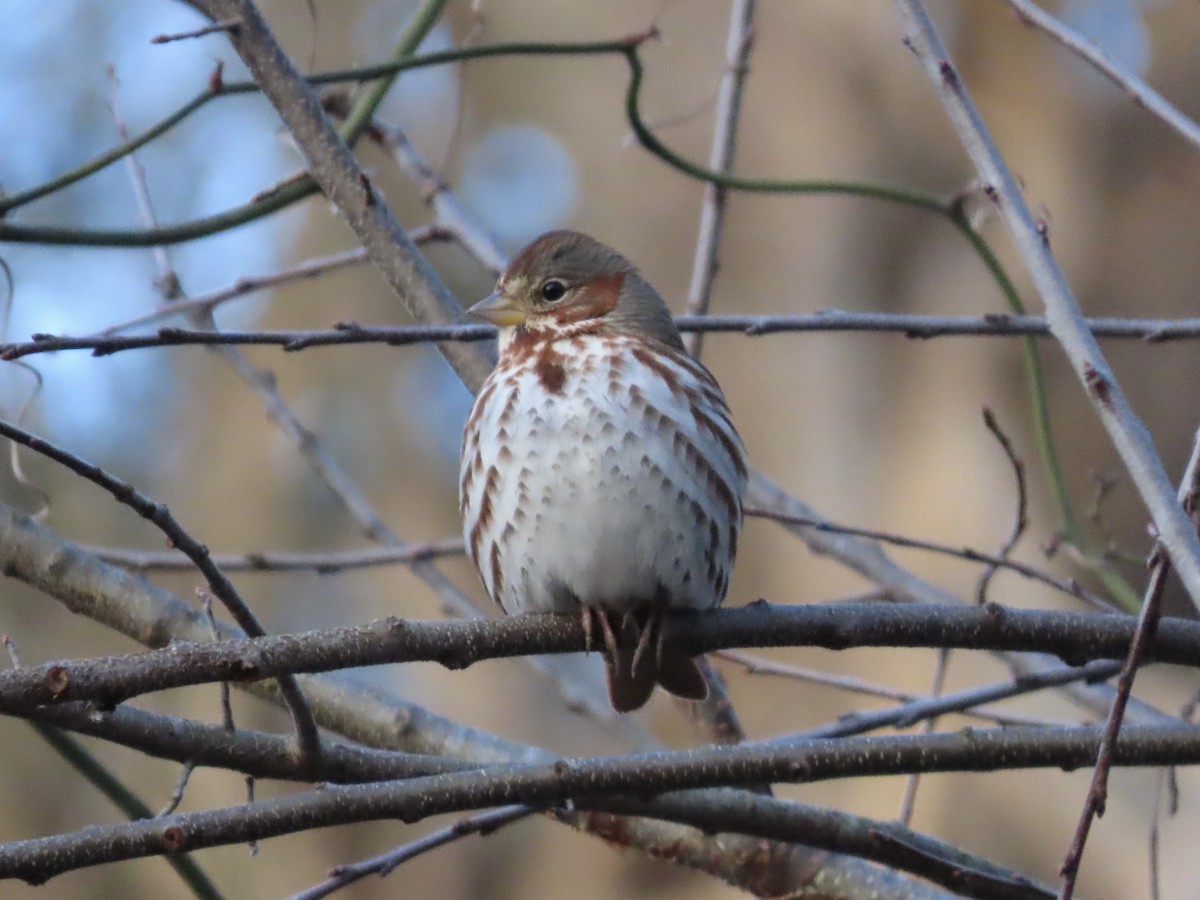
[602,611,708,713]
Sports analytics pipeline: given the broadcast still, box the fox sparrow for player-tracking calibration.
[459,230,747,712]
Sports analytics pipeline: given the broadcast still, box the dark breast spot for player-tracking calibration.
[489,542,505,603]
[538,359,566,394]
[630,345,686,400]
[498,382,522,427]
[535,346,568,395]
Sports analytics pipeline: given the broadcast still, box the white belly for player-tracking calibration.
[460,333,744,617]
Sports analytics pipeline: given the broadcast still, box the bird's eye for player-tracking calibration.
[539,279,568,302]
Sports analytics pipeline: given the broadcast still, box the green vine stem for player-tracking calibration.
[32,723,223,900]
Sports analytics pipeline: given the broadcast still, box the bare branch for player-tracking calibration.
[3,601,1200,713]
[100,247,369,335]
[192,0,492,391]
[88,538,464,573]
[782,659,1121,743]
[0,418,322,768]
[291,806,534,900]
[376,125,508,277]
[13,310,1200,361]
[976,408,1030,603]
[1058,423,1200,897]
[746,506,1112,610]
[715,649,1061,728]
[897,648,950,825]
[998,0,1200,153]
[682,0,757,357]
[892,0,1200,610]
[8,722,1200,891]
[151,18,242,45]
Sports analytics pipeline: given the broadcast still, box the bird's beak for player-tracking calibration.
[465,291,527,327]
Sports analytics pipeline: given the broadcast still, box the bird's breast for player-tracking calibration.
[460,334,746,617]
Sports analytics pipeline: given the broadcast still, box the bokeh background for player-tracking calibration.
[2,0,1200,896]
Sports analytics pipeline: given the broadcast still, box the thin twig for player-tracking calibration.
[14,311,1200,360]
[714,649,1054,728]
[778,659,1120,744]
[745,506,1113,610]
[88,537,464,573]
[108,69,177,297]
[97,226,455,335]
[682,0,757,357]
[157,762,197,818]
[997,0,1200,153]
[1148,766,1169,900]
[1,635,21,668]
[201,590,235,731]
[291,806,534,900]
[2,362,50,522]
[99,247,369,335]
[1057,424,1200,898]
[718,649,918,701]
[375,124,508,277]
[976,409,1029,603]
[897,649,950,825]
[1079,470,1123,558]
[245,776,259,857]
[151,18,242,44]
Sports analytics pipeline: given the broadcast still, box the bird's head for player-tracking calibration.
[466,230,684,351]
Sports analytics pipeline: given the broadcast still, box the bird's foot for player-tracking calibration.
[580,605,595,655]
[630,604,664,679]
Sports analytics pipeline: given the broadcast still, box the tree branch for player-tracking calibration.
[10,312,1200,362]
[1058,423,1200,896]
[191,0,492,391]
[997,0,1200,153]
[0,418,322,768]
[682,0,757,357]
[892,0,1200,610]
[4,722,1196,890]
[2,602,1199,712]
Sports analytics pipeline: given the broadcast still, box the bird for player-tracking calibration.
[459,230,747,712]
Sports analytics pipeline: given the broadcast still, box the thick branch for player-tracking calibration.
[2,603,1199,711]
[3,723,1196,887]
[13,704,1045,898]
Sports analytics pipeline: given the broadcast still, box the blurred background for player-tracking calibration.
[2,0,1200,896]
